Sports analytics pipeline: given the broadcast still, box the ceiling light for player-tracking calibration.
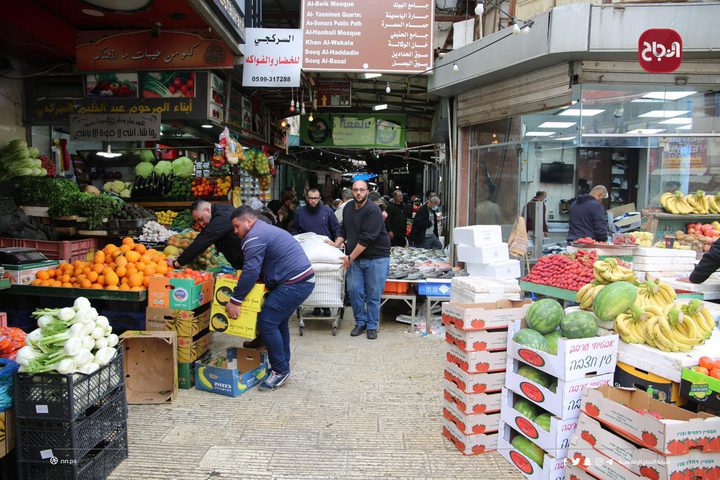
[538,121,576,128]
[373,104,388,111]
[631,98,664,103]
[676,124,693,130]
[638,110,689,118]
[280,119,287,128]
[553,136,577,141]
[385,82,391,94]
[452,63,459,72]
[642,91,697,101]
[525,131,556,137]
[81,8,104,16]
[658,117,693,125]
[201,124,213,128]
[512,24,522,35]
[475,2,484,15]
[97,145,122,158]
[308,113,314,122]
[522,23,532,34]
[362,73,382,79]
[626,128,666,134]
[558,109,605,117]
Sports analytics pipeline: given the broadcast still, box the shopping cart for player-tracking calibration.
[296,267,345,336]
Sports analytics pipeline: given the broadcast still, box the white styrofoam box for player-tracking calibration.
[507,318,619,381]
[443,399,501,435]
[450,288,522,305]
[444,361,505,394]
[498,422,566,480]
[445,323,508,352]
[452,276,520,294]
[457,243,510,264]
[632,257,695,270]
[634,247,696,258]
[446,343,507,373]
[442,418,499,455]
[500,388,577,458]
[442,300,531,331]
[444,379,502,414]
[453,225,502,247]
[505,357,613,419]
[466,259,521,279]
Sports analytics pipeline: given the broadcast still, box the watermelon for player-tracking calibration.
[513,328,548,352]
[561,311,599,339]
[544,330,561,355]
[548,380,557,393]
[526,299,564,334]
[511,435,546,467]
[593,281,637,322]
[518,364,552,388]
[534,412,552,432]
[514,398,539,420]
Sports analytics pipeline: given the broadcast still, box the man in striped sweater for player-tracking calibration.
[226,206,315,391]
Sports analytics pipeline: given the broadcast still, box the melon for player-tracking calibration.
[526,299,564,334]
[593,281,637,322]
[513,328,548,352]
[514,398,539,420]
[561,311,599,339]
[544,330,561,355]
[511,435,546,467]
[548,380,557,393]
[534,413,552,432]
[517,364,552,388]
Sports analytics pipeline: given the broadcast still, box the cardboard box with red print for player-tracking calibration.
[567,436,639,480]
[498,421,566,480]
[573,412,720,480]
[500,388,578,458]
[442,418,498,456]
[443,379,502,415]
[565,465,600,480]
[444,361,505,394]
[581,384,720,456]
[505,358,613,419]
[443,400,501,436]
[446,343,507,374]
[445,323,508,352]
[507,318,619,382]
[442,300,531,331]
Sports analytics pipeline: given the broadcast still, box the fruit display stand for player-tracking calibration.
[662,277,720,301]
[3,284,147,302]
[0,279,9,291]
[645,212,720,241]
[518,281,578,303]
[381,279,419,331]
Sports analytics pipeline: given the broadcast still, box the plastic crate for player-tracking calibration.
[0,238,97,262]
[14,349,123,421]
[18,424,128,480]
[16,386,127,463]
[383,281,409,294]
[0,359,19,412]
[417,281,451,297]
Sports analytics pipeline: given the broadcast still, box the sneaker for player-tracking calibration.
[312,307,322,315]
[351,325,366,336]
[258,370,291,391]
[366,329,378,340]
[322,308,331,316]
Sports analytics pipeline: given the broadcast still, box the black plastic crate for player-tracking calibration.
[14,348,124,421]
[18,423,128,480]
[17,385,127,463]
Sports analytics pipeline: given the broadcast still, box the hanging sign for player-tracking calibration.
[76,31,234,71]
[69,113,161,141]
[638,29,682,73]
[300,113,405,148]
[316,81,352,108]
[242,28,303,87]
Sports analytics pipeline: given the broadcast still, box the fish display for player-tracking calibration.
[387,247,467,280]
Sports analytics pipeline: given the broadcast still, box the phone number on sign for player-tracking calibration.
[251,76,291,83]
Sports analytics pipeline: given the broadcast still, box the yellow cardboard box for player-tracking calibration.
[210,277,265,339]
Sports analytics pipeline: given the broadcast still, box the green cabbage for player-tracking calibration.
[28,147,39,159]
[135,161,154,178]
[153,160,172,176]
[171,156,193,177]
[139,150,156,163]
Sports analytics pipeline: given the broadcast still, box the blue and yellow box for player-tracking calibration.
[194,347,268,397]
[209,276,265,339]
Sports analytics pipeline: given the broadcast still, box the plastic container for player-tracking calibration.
[383,281,409,294]
[417,281,451,297]
[14,349,123,421]
[0,238,97,263]
[16,386,127,463]
[0,358,19,412]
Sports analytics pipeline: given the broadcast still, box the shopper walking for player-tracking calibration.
[385,190,408,246]
[277,191,297,231]
[409,196,443,249]
[225,206,315,391]
[332,180,391,340]
[289,188,342,240]
[524,191,549,235]
[335,188,353,224]
[567,185,609,243]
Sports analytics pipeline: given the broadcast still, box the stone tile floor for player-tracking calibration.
[110,305,521,480]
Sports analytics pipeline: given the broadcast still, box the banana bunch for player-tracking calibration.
[231,186,242,208]
[660,191,694,214]
[593,258,636,284]
[614,305,647,344]
[644,305,708,352]
[680,299,716,340]
[576,282,605,310]
[708,194,720,214]
[635,279,677,309]
[686,190,711,214]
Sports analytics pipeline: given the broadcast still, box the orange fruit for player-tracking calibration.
[87,271,99,282]
[119,284,130,291]
[130,286,144,291]
[155,262,168,275]
[135,244,147,254]
[47,269,56,278]
[91,283,103,289]
[37,271,49,281]
[120,244,132,254]
[80,279,92,289]
[136,262,147,271]
[125,251,140,263]
[106,285,119,291]
[122,237,135,246]
[60,274,71,284]
[142,276,150,288]
[129,272,143,288]
[62,282,73,288]
[94,251,105,264]
[97,275,105,286]
[31,279,42,286]
[116,256,128,268]
[116,266,127,278]
[143,266,156,276]
[105,271,119,286]
[40,280,51,287]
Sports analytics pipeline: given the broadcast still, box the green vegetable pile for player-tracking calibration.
[135,161,154,178]
[171,209,196,229]
[167,177,192,199]
[172,157,193,177]
[80,195,123,229]
[0,139,47,179]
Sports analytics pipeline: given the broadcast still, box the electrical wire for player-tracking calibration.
[0,63,68,79]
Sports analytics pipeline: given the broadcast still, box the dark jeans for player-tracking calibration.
[258,280,314,374]
[420,235,442,249]
[346,257,390,330]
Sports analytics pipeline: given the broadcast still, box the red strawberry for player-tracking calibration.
[581,430,597,446]
[639,466,660,480]
[585,403,600,417]
[642,431,659,448]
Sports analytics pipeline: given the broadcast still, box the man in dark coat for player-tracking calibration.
[567,185,609,242]
[289,188,342,240]
[385,190,408,247]
[410,196,442,249]
[524,191,548,235]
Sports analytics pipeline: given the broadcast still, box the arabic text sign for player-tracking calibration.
[300,113,405,148]
[242,28,303,87]
[76,31,234,71]
[70,114,161,141]
[302,0,433,73]
[317,81,352,107]
[638,29,682,73]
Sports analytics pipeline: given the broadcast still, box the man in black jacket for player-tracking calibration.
[410,196,442,249]
[688,241,720,284]
[385,190,408,247]
[567,186,609,243]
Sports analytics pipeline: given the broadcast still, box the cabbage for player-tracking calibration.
[139,150,156,163]
[135,161,153,178]
[172,156,193,177]
[153,160,172,176]
[28,147,40,158]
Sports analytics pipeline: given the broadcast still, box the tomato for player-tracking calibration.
[173,77,183,88]
[186,79,194,89]
[699,357,715,371]
[693,366,710,375]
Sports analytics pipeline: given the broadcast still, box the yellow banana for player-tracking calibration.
[576,283,593,304]
[699,307,716,331]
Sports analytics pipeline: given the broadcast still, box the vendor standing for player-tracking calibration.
[567,185,609,243]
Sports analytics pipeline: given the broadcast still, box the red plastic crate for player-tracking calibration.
[0,238,97,262]
[383,281,409,294]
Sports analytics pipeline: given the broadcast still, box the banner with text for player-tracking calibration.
[70,114,161,141]
[242,28,303,87]
[300,113,405,148]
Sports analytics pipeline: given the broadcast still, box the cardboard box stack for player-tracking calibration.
[632,247,696,280]
[442,299,531,455]
[499,318,619,479]
[568,385,720,480]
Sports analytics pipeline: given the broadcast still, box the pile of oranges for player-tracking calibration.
[31,237,168,291]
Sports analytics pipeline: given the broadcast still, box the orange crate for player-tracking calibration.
[384,281,409,294]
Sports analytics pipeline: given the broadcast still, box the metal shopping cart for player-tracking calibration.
[296,267,345,336]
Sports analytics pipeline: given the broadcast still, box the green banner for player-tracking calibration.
[300,113,405,148]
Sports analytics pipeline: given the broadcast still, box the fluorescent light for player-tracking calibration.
[97,145,122,158]
[552,136,576,141]
[658,117,693,125]
[538,121,576,128]
[201,124,214,128]
[558,109,605,117]
[525,131,556,137]
[631,98,664,103]
[638,110,689,118]
[373,104,388,111]
[362,73,382,79]
[676,124,693,130]
[626,128,665,134]
[642,91,697,101]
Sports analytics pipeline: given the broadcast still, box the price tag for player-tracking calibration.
[35,405,49,414]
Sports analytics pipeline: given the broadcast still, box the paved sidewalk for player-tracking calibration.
[110,306,521,479]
